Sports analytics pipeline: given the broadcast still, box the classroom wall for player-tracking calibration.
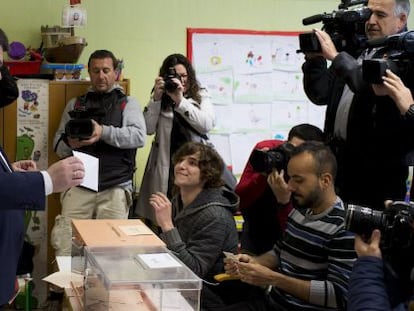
[3,0,414,187]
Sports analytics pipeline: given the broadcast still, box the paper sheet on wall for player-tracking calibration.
[188,29,326,175]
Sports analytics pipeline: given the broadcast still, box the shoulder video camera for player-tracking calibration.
[65,107,105,140]
[362,31,414,83]
[163,67,179,92]
[298,0,370,57]
[248,142,295,175]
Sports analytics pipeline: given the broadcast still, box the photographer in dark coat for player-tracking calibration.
[302,0,414,210]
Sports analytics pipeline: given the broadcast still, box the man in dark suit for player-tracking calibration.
[0,28,85,308]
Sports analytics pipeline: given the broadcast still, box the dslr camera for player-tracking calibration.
[345,201,414,251]
[163,67,180,92]
[362,31,414,83]
[298,0,370,57]
[65,107,105,140]
[345,201,414,294]
[249,142,295,175]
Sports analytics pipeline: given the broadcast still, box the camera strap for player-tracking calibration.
[172,111,209,140]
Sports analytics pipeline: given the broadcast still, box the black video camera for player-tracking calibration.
[65,107,105,140]
[362,31,414,83]
[298,0,370,57]
[345,201,414,252]
[249,142,295,175]
[163,67,179,92]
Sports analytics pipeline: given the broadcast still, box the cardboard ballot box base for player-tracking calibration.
[72,219,165,248]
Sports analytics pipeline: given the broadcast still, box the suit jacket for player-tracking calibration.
[0,147,45,305]
[303,51,414,209]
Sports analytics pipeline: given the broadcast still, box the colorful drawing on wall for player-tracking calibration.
[187,28,326,175]
[16,79,50,303]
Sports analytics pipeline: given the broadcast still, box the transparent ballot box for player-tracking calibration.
[83,245,201,310]
[71,219,165,274]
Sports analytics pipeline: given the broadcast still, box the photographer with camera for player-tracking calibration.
[347,201,414,311]
[236,123,324,255]
[302,0,414,211]
[51,50,146,257]
[135,53,215,229]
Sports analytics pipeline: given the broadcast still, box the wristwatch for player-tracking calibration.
[404,104,414,120]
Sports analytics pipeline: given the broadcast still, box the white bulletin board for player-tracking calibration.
[187,28,326,175]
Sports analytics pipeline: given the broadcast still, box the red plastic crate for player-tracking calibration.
[4,60,41,76]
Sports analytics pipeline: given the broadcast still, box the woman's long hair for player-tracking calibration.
[158,53,202,109]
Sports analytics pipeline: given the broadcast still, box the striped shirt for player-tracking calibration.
[270,197,356,311]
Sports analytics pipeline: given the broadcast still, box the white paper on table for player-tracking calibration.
[118,225,154,236]
[137,253,182,269]
[73,150,99,192]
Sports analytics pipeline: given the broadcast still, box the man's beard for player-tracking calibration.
[292,187,322,210]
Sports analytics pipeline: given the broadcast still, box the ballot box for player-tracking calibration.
[82,245,201,310]
[71,219,165,273]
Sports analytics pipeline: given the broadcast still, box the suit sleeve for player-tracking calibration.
[0,171,45,210]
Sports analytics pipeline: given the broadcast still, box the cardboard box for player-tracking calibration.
[72,219,165,248]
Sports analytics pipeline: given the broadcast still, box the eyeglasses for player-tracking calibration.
[177,73,188,80]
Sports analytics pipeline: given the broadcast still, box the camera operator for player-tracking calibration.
[51,50,146,257]
[236,124,324,255]
[302,0,414,210]
[135,53,215,229]
[347,207,414,311]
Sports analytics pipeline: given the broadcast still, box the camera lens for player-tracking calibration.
[345,204,387,236]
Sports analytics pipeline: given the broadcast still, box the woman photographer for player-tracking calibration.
[135,53,215,228]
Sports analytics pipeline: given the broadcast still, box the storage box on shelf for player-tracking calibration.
[4,60,42,76]
[41,63,84,80]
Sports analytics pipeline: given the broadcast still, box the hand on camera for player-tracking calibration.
[371,69,413,115]
[153,77,165,101]
[267,169,291,204]
[67,119,102,148]
[355,229,382,259]
[164,77,184,106]
[314,29,339,61]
